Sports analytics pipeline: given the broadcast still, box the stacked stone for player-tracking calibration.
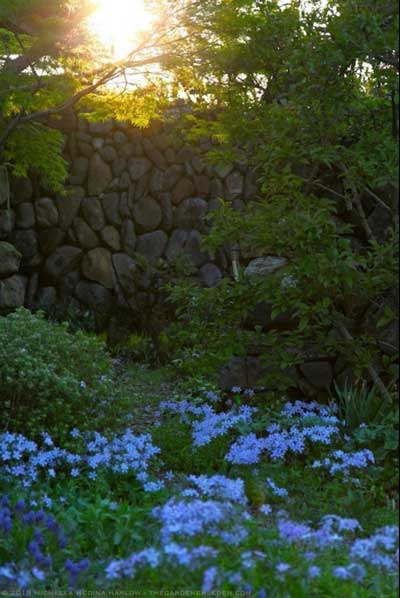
[4,118,256,315]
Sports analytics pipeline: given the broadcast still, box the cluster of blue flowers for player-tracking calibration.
[0,429,162,491]
[0,495,90,590]
[312,449,375,475]
[160,399,256,447]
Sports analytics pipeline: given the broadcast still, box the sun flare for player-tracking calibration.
[89,0,152,59]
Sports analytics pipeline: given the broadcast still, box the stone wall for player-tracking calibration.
[1,117,257,321]
[0,114,398,395]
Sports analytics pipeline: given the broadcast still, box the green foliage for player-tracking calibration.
[0,308,114,441]
[161,0,399,386]
[4,123,67,192]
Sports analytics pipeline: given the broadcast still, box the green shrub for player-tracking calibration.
[0,308,114,441]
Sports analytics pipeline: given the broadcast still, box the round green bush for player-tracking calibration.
[0,308,114,441]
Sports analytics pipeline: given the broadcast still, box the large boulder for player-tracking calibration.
[16,203,35,229]
[171,178,194,205]
[10,177,33,205]
[88,153,112,195]
[38,228,66,256]
[35,197,58,229]
[175,197,208,229]
[133,197,162,232]
[165,229,208,267]
[0,209,15,239]
[100,226,121,252]
[102,193,121,226]
[56,188,84,231]
[128,157,152,181]
[121,220,136,257]
[82,248,114,289]
[245,256,288,277]
[73,217,99,250]
[200,263,222,288]
[0,242,21,278]
[112,253,137,295]
[136,231,168,263]
[13,230,41,267]
[81,197,105,231]
[219,356,265,391]
[75,280,113,311]
[45,246,83,281]
[0,274,26,310]
[69,156,89,186]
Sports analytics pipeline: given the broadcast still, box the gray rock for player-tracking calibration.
[165,148,176,164]
[92,137,105,151]
[59,271,81,298]
[88,153,112,195]
[69,156,88,185]
[77,140,93,158]
[113,131,127,145]
[130,138,144,156]
[112,157,127,178]
[219,356,265,391]
[176,197,208,229]
[119,172,132,192]
[171,179,194,205]
[0,242,21,278]
[13,230,41,266]
[214,163,233,179]
[16,203,35,229]
[128,157,152,181]
[82,247,114,289]
[159,193,174,231]
[210,178,225,198]
[73,217,99,250]
[45,246,82,281]
[150,169,165,195]
[153,133,172,151]
[81,197,105,231]
[100,226,121,251]
[134,172,151,200]
[200,263,222,288]
[133,197,162,232]
[10,177,33,204]
[142,138,167,169]
[299,362,333,390]
[226,171,244,197]
[119,193,131,219]
[0,274,26,310]
[191,156,205,175]
[166,229,207,267]
[136,231,168,262]
[194,175,210,197]
[176,146,194,164]
[56,188,83,231]
[112,253,137,295]
[186,230,208,267]
[38,228,66,255]
[0,209,15,239]
[164,165,184,191]
[35,197,58,228]
[245,256,288,277]
[100,145,118,163]
[88,120,113,135]
[75,280,112,311]
[120,143,134,159]
[102,193,121,226]
[121,220,136,257]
